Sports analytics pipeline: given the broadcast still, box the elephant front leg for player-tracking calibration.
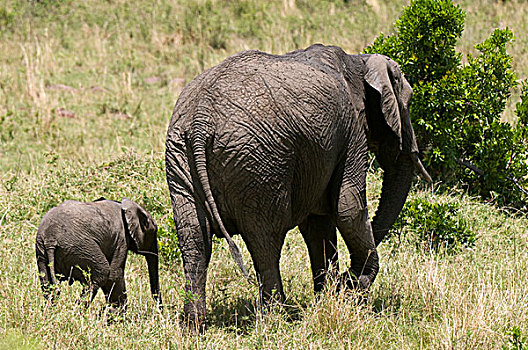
[78,284,99,308]
[104,243,128,313]
[335,185,379,291]
[299,215,339,293]
[103,277,127,312]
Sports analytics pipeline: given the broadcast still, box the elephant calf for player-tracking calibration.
[35,198,161,311]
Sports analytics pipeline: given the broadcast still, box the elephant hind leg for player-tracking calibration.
[299,215,339,293]
[244,230,286,307]
[36,245,64,302]
[37,258,57,301]
[170,191,212,332]
[335,186,379,290]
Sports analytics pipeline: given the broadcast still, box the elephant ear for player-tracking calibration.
[121,198,152,251]
[364,54,405,151]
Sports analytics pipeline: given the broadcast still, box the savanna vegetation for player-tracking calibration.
[1,0,528,348]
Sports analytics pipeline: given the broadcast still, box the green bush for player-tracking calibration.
[365,0,528,208]
[517,83,528,129]
[390,197,475,252]
[365,0,465,86]
[157,215,182,267]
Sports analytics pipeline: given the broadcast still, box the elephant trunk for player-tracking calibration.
[371,153,415,246]
[145,253,162,306]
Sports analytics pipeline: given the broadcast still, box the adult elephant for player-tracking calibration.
[165,44,430,329]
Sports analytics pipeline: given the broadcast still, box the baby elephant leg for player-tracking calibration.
[68,250,110,307]
[102,277,127,313]
[78,283,101,308]
[36,258,59,302]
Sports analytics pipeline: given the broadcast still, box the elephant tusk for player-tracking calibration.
[412,153,433,183]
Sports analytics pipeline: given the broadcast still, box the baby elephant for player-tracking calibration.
[35,198,161,311]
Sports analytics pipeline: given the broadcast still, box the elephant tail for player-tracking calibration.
[190,125,252,283]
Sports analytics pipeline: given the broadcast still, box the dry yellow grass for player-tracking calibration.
[1,0,528,348]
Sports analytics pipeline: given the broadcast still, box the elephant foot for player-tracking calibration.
[109,302,127,314]
[103,303,127,324]
[105,292,128,319]
[259,286,286,306]
[182,300,207,333]
[42,283,61,305]
[338,270,372,303]
[258,295,286,316]
[182,313,206,334]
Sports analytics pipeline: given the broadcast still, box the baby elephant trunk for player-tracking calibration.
[145,254,162,306]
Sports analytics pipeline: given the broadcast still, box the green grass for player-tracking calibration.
[1,0,528,348]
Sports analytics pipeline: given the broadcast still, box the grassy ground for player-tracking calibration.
[1,0,528,348]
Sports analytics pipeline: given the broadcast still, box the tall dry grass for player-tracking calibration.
[1,0,528,348]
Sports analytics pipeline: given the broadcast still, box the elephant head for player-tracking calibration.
[361,54,431,245]
[121,198,162,304]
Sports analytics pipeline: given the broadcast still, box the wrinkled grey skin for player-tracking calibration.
[165,44,430,330]
[35,198,161,311]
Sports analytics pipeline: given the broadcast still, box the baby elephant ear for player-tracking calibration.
[121,198,149,250]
